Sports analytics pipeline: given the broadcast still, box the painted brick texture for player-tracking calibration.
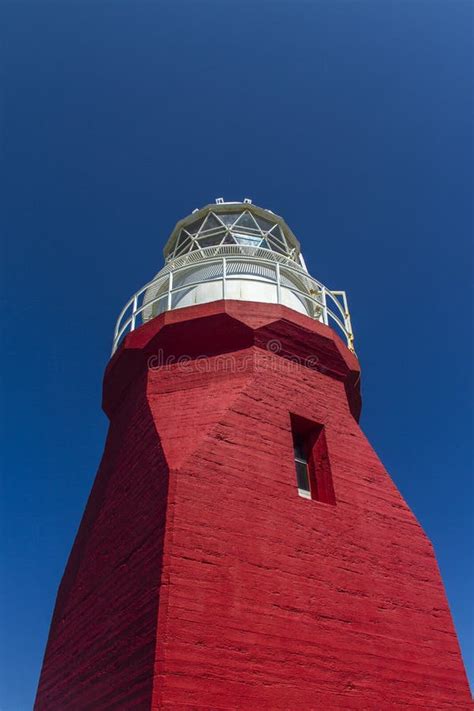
[35,373,168,709]
[35,301,472,710]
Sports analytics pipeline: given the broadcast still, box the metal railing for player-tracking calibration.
[112,246,355,355]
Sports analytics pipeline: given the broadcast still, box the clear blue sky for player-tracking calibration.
[1,2,472,708]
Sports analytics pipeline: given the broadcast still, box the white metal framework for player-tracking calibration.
[164,204,303,265]
[111,201,355,356]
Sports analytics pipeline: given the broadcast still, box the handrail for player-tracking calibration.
[113,245,307,337]
[112,247,355,356]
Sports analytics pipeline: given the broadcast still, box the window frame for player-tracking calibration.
[290,414,336,505]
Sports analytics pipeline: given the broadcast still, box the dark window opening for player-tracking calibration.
[290,414,336,505]
[293,431,311,498]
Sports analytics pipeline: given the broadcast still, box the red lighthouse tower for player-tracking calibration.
[35,200,471,709]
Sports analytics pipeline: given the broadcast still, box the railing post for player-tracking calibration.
[222,257,226,300]
[321,287,329,325]
[276,262,281,304]
[341,291,354,352]
[112,323,119,356]
[167,271,173,311]
[131,295,138,332]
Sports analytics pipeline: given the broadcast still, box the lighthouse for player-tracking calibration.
[35,200,471,709]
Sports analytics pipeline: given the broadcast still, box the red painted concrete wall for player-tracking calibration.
[35,372,168,709]
[35,301,472,710]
